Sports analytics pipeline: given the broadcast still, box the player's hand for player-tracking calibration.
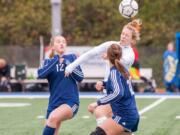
[95,81,104,91]
[64,69,71,77]
[64,64,74,77]
[88,102,98,113]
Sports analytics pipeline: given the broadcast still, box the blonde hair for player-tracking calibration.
[49,35,66,58]
[125,18,142,41]
[49,37,55,58]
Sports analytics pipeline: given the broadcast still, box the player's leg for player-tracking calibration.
[94,104,112,126]
[54,121,61,135]
[47,104,73,127]
[51,103,78,135]
[88,103,112,126]
[90,118,124,135]
[119,132,132,135]
[88,102,96,114]
[42,121,56,135]
[42,104,73,135]
[88,103,112,117]
[43,119,60,135]
[90,114,139,135]
[94,104,112,118]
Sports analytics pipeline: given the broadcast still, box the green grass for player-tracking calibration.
[0,98,179,135]
[137,99,180,135]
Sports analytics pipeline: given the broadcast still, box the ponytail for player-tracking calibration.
[49,50,55,58]
[126,18,142,41]
[107,44,129,79]
[114,59,129,79]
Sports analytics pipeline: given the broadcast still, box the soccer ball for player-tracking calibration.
[119,0,138,19]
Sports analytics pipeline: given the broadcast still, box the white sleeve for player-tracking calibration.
[94,41,118,54]
[66,41,118,73]
[120,46,135,70]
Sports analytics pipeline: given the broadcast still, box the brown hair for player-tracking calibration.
[107,44,129,79]
[125,18,142,41]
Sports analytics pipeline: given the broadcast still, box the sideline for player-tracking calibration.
[0,92,180,99]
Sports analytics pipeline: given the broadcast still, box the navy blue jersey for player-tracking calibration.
[97,66,139,120]
[37,54,84,111]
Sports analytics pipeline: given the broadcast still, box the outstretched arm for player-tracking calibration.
[69,54,84,82]
[65,41,118,74]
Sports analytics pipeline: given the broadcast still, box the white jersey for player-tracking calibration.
[65,41,135,76]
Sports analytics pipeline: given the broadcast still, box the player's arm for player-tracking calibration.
[37,55,59,79]
[95,81,107,91]
[70,54,84,82]
[65,41,118,74]
[97,70,124,105]
[71,67,84,82]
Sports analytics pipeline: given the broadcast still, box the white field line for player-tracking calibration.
[0,94,180,99]
[175,116,180,119]
[0,103,31,107]
[37,115,45,119]
[139,97,167,115]
[79,95,180,99]
[82,115,90,119]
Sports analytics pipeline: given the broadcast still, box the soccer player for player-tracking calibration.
[38,35,84,135]
[0,58,11,92]
[89,44,139,135]
[65,19,142,76]
[64,19,141,129]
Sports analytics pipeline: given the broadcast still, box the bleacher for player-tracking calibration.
[9,66,156,92]
[1,46,153,92]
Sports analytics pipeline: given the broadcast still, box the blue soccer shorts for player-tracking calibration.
[112,115,139,132]
[46,101,79,119]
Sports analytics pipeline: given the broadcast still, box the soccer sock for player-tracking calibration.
[96,116,107,126]
[90,127,107,135]
[42,125,55,135]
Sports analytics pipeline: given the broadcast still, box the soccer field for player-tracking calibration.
[0,95,180,135]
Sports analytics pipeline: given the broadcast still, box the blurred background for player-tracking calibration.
[0,0,179,92]
[0,1,180,135]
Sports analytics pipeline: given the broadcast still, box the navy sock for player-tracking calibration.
[42,125,55,135]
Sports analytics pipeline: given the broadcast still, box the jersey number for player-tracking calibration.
[56,64,64,72]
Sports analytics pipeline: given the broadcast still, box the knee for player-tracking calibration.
[94,108,104,118]
[88,104,95,114]
[47,114,60,126]
[90,127,106,135]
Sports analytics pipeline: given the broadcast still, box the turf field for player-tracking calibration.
[0,95,180,135]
